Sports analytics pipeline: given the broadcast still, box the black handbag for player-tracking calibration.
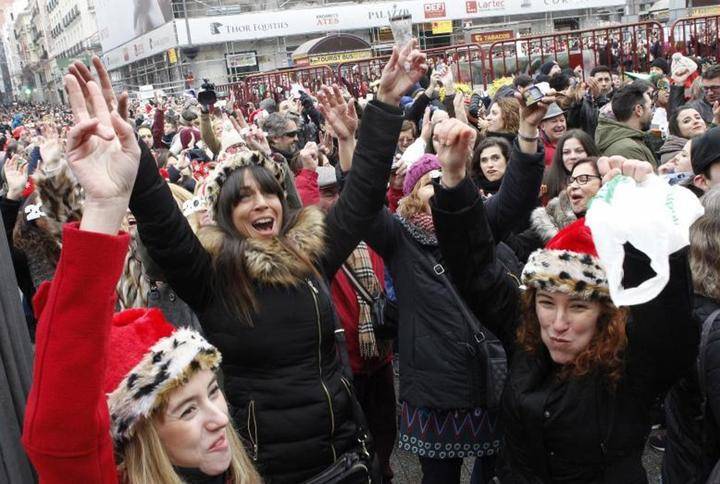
[342,264,397,340]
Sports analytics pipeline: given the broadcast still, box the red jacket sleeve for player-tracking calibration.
[295,169,320,207]
[152,107,165,149]
[387,186,403,214]
[22,223,129,484]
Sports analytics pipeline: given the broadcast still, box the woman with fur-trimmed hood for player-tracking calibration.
[506,157,603,263]
[121,46,428,482]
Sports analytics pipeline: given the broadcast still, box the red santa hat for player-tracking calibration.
[104,308,221,448]
[521,218,609,300]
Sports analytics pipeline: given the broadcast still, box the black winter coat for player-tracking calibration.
[663,294,720,484]
[431,176,697,484]
[364,141,543,409]
[129,100,404,483]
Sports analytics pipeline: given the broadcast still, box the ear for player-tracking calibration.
[693,173,709,192]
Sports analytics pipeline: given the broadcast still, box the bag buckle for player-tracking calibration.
[433,264,445,275]
[474,332,486,344]
[358,434,371,459]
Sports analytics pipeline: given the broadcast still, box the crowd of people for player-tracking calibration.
[1,35,720,484]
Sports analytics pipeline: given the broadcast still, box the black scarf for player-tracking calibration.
[175,466,227,484]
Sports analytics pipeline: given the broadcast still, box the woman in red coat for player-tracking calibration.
[22,66,260,483]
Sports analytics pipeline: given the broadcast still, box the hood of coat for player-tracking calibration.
[530,191,577,243]
[595,117,646,153]
[199,205,326,286]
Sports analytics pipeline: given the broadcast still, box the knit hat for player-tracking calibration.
[403,154,442,196]
[204,150,287,215]
[651,57,670,76]
[691,126,720,175]
[219,128,246,154]
[521,218,609,300]
[180,109,198,126]
[180,127,201,150]
[104,308,221,447]
[539,61,558,76]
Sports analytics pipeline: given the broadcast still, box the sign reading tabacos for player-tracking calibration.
[424,2,447,19]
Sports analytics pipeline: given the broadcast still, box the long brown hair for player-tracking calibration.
[397,173,432,218]
[494,97,520,134]
[209,165,312,324]
[517,288,628,385]
[690,215,720,301]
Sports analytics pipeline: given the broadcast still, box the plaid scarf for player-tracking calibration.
[345,242,384,359]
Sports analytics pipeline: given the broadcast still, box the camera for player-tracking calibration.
[197,79,217,108]
[523,82,550,106]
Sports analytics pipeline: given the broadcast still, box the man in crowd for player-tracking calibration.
[691,126,720,193]
[397,120,416,155]
[264,111,300,162]
[596,84,657,165]
[539,102,566,166]
[588,65,614,107]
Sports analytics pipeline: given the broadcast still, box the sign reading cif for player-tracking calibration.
[424,2,447,19]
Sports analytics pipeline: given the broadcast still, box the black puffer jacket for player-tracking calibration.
[129,100,404,483]
[663,294,720,484]
[431,177,697,483]
[364,141,543,409]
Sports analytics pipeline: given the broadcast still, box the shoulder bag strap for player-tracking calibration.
[341,263,377,304]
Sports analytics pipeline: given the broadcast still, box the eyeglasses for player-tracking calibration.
[567,174,601,185]
[702,85,720,92]
[284,130,300,137]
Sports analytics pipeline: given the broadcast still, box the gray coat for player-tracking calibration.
[0,210,36,483]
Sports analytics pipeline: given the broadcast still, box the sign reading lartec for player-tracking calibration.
[471,30,514,44]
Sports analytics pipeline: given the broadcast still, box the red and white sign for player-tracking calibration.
[466,1,478,13]
[424,2,447,19]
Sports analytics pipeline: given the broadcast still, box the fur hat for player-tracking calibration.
[204,150,287,215]
[219,128,246,154]
[105,308,221,448]
[521,218,609,300]
[403,154,441,196]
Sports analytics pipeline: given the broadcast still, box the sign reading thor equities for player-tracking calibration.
[176,0,625,46]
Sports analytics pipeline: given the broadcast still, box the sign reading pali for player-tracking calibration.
[692,6,720,16]
[306,50,373,66]
[471,30,514,44]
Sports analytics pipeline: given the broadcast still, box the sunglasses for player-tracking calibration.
[284,130,300,137]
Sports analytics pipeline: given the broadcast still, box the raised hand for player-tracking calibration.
[3,155,28,201]
[65,74,140,235]
[317,84,358,141]
[377,39,428,106]
[39,123,63,168]
[597,155,654,185]
[245,126,271,156]
[433,118,476,188]
[298,142,320,171]
[420,106,433,143]
[713,101,720,125]
[515,86,557,128]
[68,55,129,121]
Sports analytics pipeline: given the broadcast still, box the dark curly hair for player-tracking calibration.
[516,288,628,386]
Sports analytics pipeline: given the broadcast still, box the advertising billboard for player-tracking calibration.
[94,0,174,52]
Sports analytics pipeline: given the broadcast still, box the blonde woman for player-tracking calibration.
[22,75,260,483]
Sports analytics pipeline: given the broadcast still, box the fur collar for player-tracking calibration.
[199,206,326,286]
[530,191,576,243]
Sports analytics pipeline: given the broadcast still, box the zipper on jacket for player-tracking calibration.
[247,400,258,461]
[307,279,337,461]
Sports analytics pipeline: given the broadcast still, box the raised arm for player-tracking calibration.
[66,57,215,312]
[430,119,521,350]
[23,75,135,483]
[485,88,555,241]
[321,40,427,276]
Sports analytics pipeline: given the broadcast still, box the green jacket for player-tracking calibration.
[595,117,657,167]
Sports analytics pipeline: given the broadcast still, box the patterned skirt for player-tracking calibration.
[398,401,502,459]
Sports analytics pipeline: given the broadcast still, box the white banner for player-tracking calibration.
[176,0,626,46]
[226,52,258,69]
[95,0,174,52]
[101,21,178,70]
